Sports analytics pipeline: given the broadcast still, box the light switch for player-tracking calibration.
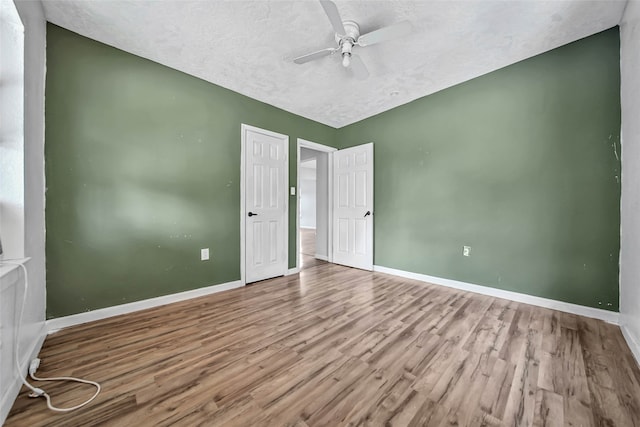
[201,248,210,261]
[290,187,296,196]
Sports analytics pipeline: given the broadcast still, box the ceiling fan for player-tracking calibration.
[293,0,413,80]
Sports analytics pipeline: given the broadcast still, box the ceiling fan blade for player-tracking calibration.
[349,54,369,80]
[319,0,346,35]
[357,20,413,47]
[293,48,336,64]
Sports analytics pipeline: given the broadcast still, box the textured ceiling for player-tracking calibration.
[42,0,626,128]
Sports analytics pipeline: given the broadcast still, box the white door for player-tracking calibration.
[332,143,374,270]
[242,125,288,283]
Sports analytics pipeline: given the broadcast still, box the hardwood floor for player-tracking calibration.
[6,263,640,426]
[300,227,316,256]
[300,228,327,270]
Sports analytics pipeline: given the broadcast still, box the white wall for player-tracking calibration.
[0,0,47,423]
[620,0,640,365]
[0,0,25,258]
[314,152,329,258]
[300,160,317,229]
[17,0,47,356]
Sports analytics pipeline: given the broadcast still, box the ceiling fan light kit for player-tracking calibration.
[293,0,413,80]
[337,21,359,68]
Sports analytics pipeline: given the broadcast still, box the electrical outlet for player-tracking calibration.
[290,186,296,196]
[201,248,210,261]
[463,246,471,257]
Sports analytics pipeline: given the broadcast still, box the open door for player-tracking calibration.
[332,143,374,271]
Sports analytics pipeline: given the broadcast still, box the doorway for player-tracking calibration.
[297,139,335,271]
[299,156,325,270]
[296,140,375,272]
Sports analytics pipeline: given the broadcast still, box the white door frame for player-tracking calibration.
[240,124,289,285]
[296,138,337,271]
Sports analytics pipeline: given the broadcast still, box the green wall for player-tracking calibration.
[45,24,336,317]
[46,24,621,317]
[336,28,621,310]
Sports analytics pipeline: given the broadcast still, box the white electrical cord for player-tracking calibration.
[1,258,101,412]
[29,368,101,412]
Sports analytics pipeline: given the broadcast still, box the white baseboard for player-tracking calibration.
[0,323,47,425]
[46,280,243,333]
[286,268,300,276]
[314,254,329,261]
[300,226,316,230]
[373,265,619,324]
[621,323,640,367]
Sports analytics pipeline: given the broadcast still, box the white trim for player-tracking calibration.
[296,138,335,272]
[373,265,620,324]
[283,135,290,282]
[0,323,47,425]
[286,268,300,276]
[46,280,242,333]
[300,226,316,230]
[240,125,247,285]
[327,153,333,264]
[296,142,300,272]
[621,324,640,367]
[240,124,289,286]
[298,138,337,153]
[314,254,329,261]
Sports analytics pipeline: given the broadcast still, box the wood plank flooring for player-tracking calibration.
[6,263,640,426]
[300,228,327,270]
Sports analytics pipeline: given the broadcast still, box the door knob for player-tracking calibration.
[364,211,371,217]
[248,212,258,217]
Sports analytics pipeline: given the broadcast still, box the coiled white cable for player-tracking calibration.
[1,258,101,412]
[28,369,101,412]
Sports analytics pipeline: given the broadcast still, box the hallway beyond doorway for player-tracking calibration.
[300,228,327,270]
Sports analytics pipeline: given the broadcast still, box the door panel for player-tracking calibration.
[354,218,367,255]
[355,170,367,207]
[244,125,288,283]
[332,143,373,270]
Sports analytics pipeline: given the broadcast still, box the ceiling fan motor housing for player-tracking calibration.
[335,20,361,45]
[294,0,413,80]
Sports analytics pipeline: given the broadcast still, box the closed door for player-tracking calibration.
[332,143,374,270]
[242,125,288,283]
